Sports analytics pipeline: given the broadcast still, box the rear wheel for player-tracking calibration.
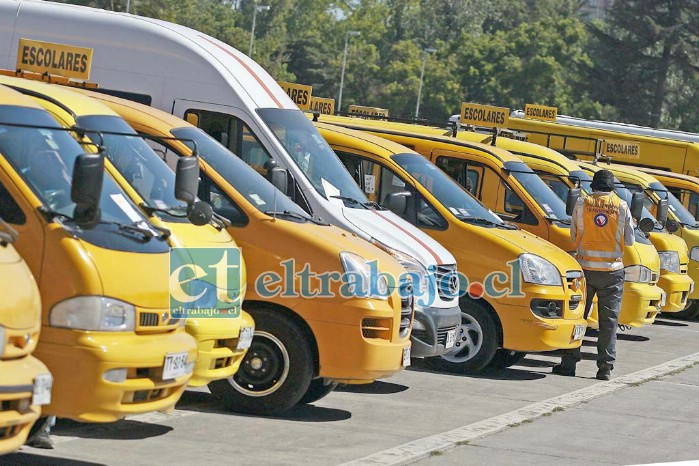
[487,349,526,369]
[424,299,498,373]
[209,308,313,415]
[298,378,338,405]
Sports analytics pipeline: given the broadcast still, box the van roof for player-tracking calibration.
[0,75,119,118]
[0,83,43,109]
[314,122,416,158]
[635,166,699,185]
[8,0,297,111]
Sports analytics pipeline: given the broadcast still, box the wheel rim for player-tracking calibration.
[229,331,290,397]
[440,312,483,363]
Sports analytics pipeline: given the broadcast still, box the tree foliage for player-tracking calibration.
[51,0,699,131]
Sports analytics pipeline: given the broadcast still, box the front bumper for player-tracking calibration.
[410,304,461,358]
[185,312,254,387]
[0,356,50,454]
[588,282,663,328]
[34,327,197,422]
[657,271,693,313]
[299,297,411,383]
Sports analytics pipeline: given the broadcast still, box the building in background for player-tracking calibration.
[580,0,614,21]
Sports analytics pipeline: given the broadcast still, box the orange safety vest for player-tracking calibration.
[574,193,627,271]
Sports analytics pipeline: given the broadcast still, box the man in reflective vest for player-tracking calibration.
[553,169,634,380]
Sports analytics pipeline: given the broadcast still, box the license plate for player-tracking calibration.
[163,352,189,380]
[660,292,667,307]
[402,347,411,367]
[572,324,586,341]
[445,329,457,349]
[32,374,53,406]
[237,326,254,350]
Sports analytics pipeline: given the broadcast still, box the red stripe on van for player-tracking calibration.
[371,210,443,265]
[199,35,283,108]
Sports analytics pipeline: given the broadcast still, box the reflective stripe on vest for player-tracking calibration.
[577,193,626,270]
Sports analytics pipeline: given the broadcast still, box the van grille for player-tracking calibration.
[680,263,688,274]
[399,280,414,339]
[565,271,584,292]
[434,264,458,300]
[361,318,391,340]
[651,272,659,284]
[139,311,181,328]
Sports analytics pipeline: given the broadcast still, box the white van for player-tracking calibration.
[0,0,462,358]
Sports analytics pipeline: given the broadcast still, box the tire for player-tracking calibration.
[209,308,313,416]
[298,378,338,405]
[669,301,699,320]
[424,298,498,373]
[487,349,527,369]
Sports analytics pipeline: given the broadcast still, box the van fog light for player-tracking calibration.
[530,299,563,318]
[103,368,128,383]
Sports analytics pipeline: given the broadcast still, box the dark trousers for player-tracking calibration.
[562,268,625,369]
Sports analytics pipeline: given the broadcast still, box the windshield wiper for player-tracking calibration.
[329,195,366,207]
[264,210,312,222]
[548,216,571,225]
[140,203,188,218]
[39,206,167,241]
[363,200,383,210]
[461,216,499,226]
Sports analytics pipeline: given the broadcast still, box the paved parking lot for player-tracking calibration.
[4,316,699,466]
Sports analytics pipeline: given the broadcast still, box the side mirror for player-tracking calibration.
[630,192,644,221]
[566,188,581,216]
[383,191,411,216]
[694,201,699,221]
[71,153,104,229]
[665,218,679,233]
[175,157,200,204]
[639,217,655,233]
[264,160,290,196]
[187,200,213,226]
[656,198,669,225]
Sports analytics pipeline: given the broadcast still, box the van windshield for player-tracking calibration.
[570,170,594,195]
[0,106,167,252]
[171,126,313,220]
[257,109,368,207]
[504,161,569,222]
[644,181,697,227]
[391,153,503,225]
[77,115,188,223]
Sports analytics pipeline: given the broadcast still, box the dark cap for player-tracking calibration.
[591,169,615,192]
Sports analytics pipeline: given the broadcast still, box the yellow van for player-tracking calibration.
[0,85,197,422]
[595,163,695,313]
[313,115,578,253]
[634,167,699,319]
[313,122,587,370]
[510,149,663,327]
[0,75,253,388]
[0,230,51,454]
[78,91,414,414]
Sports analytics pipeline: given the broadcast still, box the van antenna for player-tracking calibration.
[491,127,498,146]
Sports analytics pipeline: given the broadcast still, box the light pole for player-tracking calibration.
[338,30,360,113]
[125,0,130,13]
[415,47,436,118]
[248,4,270,57]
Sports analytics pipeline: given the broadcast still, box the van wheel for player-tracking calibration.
[487,350,526,369]
[209,308,313,415]
[670,301,699,320]
[298,378,338,405]
[424,299,498,373]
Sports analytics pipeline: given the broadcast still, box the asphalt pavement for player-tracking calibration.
[3,316,699,466]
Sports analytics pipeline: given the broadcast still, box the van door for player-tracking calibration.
[0,172,46,278]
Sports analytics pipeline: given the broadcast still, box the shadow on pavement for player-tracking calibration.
[335,381,408,395]
[407,360,546,381]
[617,333,650,342]
[51,419,172,441]
[653,319,689,327]
[174,390,351,422]
[1,452,106,465]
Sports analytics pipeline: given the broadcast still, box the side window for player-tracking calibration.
[434,156,479,195]
[690,191,699,219]
[334,151,380,203]
[198,173,248,227]
[0,181,26,225]
[184,109,273,176]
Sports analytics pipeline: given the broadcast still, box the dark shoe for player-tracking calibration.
[26,430,54,449]
[552,364,576,377]
[596,366,611,381]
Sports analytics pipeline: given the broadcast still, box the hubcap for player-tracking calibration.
[229,331,290,397]
[440,312,483,364]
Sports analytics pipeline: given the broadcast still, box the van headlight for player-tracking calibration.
[50,297,136,331]
[519,254,562,286]
[624,265,653,283]
[658,251,680,273]
[340,252,390,300]
[370,239,428,294]
[690,247,699,262]
[0,325,5,358]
